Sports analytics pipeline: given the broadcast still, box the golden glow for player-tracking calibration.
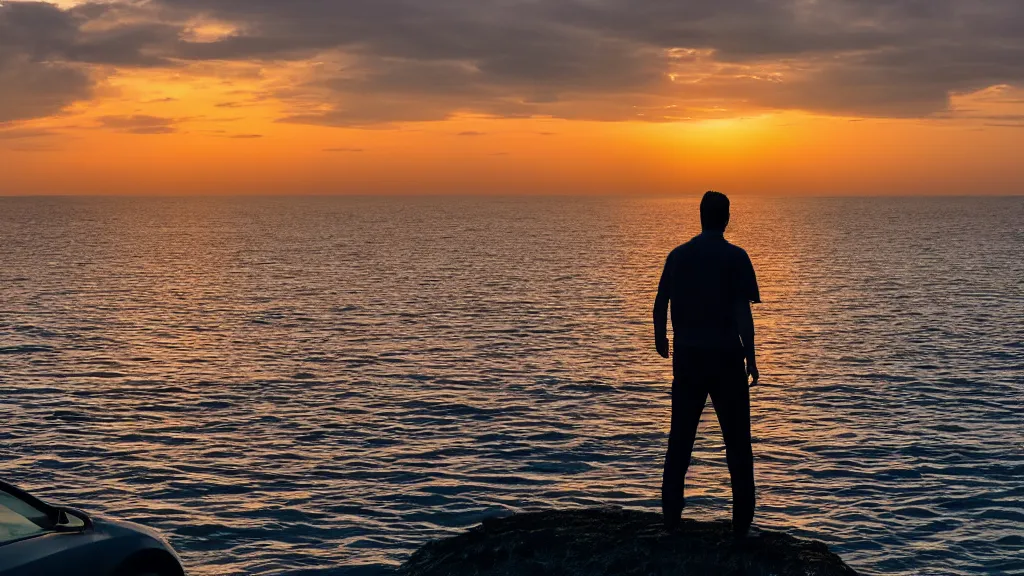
[3,55,1024,195]
[181,20,240,43]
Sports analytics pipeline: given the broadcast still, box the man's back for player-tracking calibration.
[656,231,760,350]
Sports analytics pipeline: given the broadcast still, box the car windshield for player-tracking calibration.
[0,488,52,545]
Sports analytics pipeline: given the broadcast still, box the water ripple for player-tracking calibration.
[0,196,1022,575]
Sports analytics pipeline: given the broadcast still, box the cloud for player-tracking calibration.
[5,0,1024,124]
[6,143,63,152]
[0,0,175,122]
[0,54,92,123]
[0,127,61,140]
[457,131,486,137]
[0,1,180,67]
[98,115,179,134]
[147,0,1024,121]
[227,133,263,138]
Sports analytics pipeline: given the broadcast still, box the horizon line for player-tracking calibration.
[1,192,1022,199]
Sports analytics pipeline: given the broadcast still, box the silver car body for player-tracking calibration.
[0,481,185,576]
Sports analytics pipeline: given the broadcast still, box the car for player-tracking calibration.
[0,480,186,576]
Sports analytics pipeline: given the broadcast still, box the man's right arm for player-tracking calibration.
[735,249,761,385]
[736,299,759,385]
[653,255,671,358]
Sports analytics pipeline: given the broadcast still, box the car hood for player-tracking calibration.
[92,515,170,543]
[91,514,185,563]
[0,512,185,576]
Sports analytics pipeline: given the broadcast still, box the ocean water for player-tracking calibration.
[0,195,1022,575]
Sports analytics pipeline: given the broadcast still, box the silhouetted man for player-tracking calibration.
[654,190,760,538]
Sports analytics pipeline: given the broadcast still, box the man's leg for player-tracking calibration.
[709,352,755,536]
[662,350,707,528]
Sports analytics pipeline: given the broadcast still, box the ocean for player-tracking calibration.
[1,195,1022,575]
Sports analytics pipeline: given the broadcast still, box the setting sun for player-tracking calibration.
[3,0,1024,196]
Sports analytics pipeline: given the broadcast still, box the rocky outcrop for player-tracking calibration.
[400,507,859,576]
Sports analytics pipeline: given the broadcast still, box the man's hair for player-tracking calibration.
[700,191,730,231]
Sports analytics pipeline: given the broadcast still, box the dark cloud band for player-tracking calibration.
[2,0,1024,124]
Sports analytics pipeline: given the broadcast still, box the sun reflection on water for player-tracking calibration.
[0,196,1021,575]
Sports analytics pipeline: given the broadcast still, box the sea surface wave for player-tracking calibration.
[1,196,1022,575]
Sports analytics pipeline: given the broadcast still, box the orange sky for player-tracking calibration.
[2,0,1023,196]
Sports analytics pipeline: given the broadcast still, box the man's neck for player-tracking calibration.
[700,228,725,239]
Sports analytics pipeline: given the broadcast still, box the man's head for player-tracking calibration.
[700,191,730,232]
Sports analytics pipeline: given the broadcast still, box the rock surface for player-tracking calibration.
[400,507,860,576]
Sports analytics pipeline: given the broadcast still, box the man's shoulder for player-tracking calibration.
[667,236,752,265]
[669,235,703,257]
[724,241,752,261]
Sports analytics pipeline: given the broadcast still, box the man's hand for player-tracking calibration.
[746,358,760,387]
[656,337,670,359]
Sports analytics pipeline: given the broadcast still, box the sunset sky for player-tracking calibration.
[2,0,1023,195]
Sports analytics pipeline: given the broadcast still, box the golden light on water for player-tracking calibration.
[2,194,1021,574]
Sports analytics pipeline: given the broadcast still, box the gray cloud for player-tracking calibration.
[1,1,180,66]
[4,0,1024,124]
[0,0,181,122]
[98,115,179,134]
[147,0,1024,121]
[6,143,63,152]
[0,127,60,139]
[0,53,92,123]
[0,1,93,123]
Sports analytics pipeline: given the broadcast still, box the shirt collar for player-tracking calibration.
[700,229,726,239]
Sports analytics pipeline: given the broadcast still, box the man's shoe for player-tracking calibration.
[663,508,681,530]
[662,498,683,530]
[733,522,760,541]
[732,506,755,540]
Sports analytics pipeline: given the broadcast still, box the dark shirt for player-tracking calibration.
[654,230,760,349]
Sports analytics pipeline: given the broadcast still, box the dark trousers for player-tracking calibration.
[662,346,755,527]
